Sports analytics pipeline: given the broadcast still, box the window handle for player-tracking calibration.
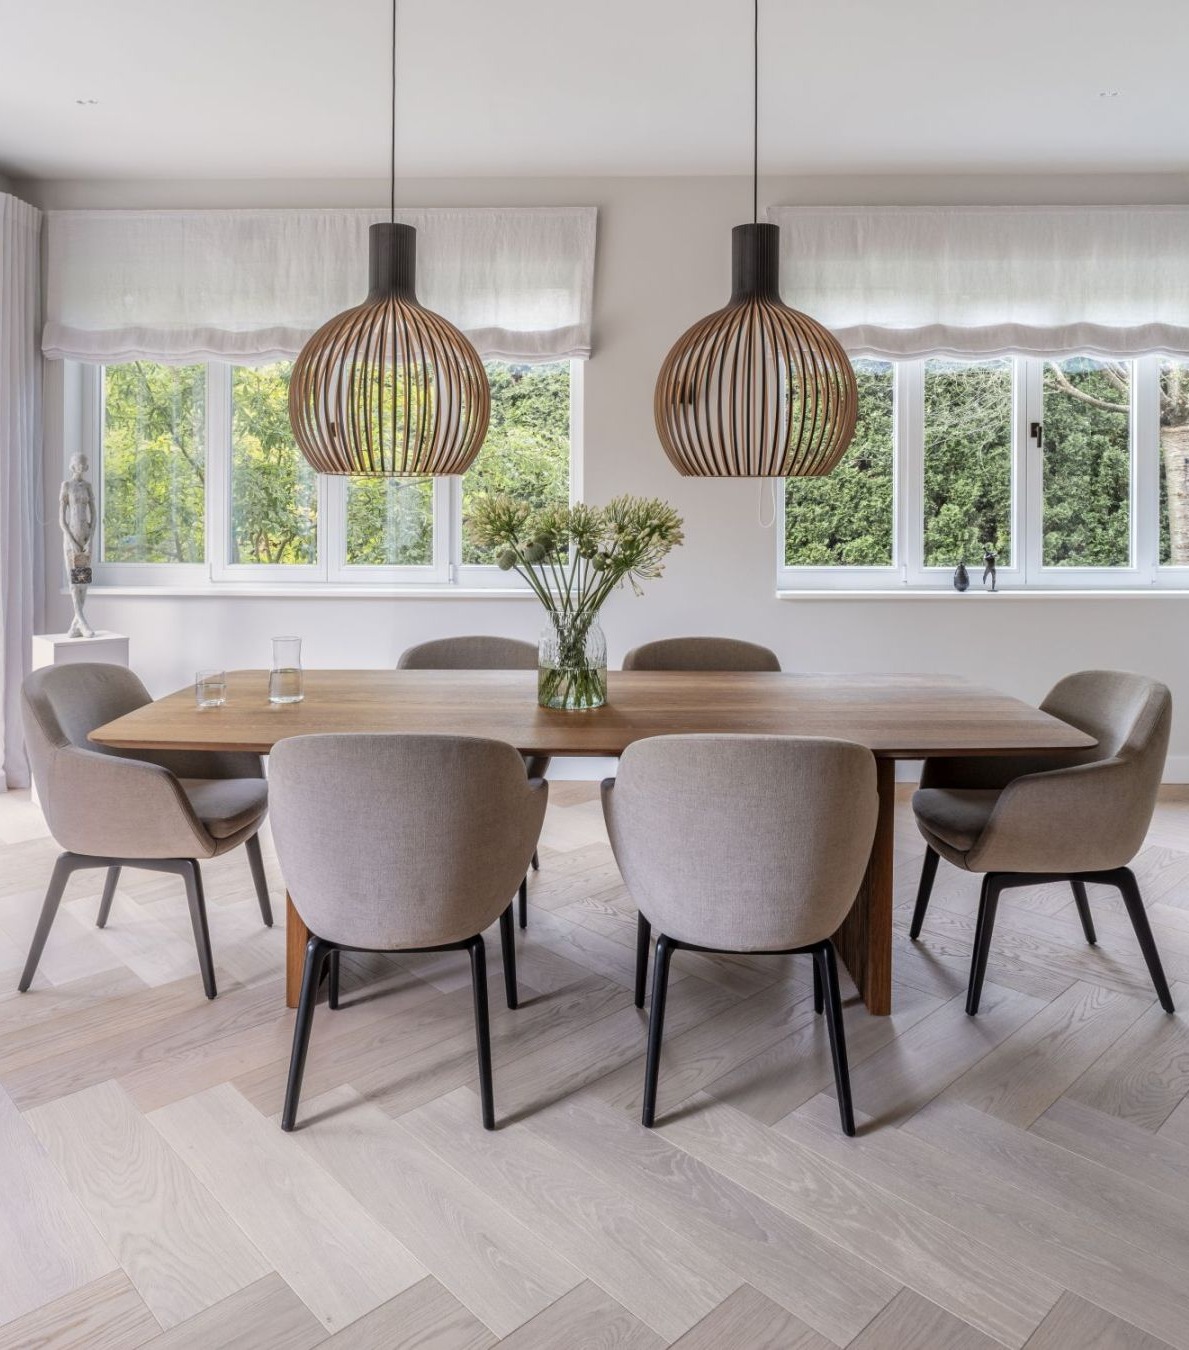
[1030,420,1043,447]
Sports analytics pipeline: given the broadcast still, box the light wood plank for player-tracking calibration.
[668,1286,831,1350]
[291,1085,580,1339]
[0,1084,118,1326]
[941,980,1151,1126]
[402,1087,739,1343]
[148,1084,426,1333]
[1024,1291,1176,1350]
[655,1094,1058,1348]
[323,1277,494,1350]
[849,1288,1000,1350]
[0,1271,158,1350]
[137,1274,324,1350]
[494,1283,664,1350]
[26,1082,271,1329]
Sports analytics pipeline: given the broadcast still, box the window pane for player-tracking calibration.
[346,477,434,565]
[923,359,1012,568]
[101,363,205,563]
[784,358,894,566]
[1160,360,1189,566]
[462,362,571,565]
[1042,358,1131,568]
[231,362,317,565]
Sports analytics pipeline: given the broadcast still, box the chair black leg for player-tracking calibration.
[19,853,78,992]
[634,913,651,1009]
[909,846,940,940]
[531,848,540,872]
[467,937,495,1129]
[815,942,855,1136]
[282,936,333,1131]
[96,865,121,929]
[812,953,824,1014]
[1114,868,1175,1013]
[499,903,518,1010]
[1070,879,1096,945]
[327,949,341,1009]
[966,874,1003,1015]
[642,934,676,1128]
[518,876,528,930]
[244,832,273,927]
[181,861,217,1000]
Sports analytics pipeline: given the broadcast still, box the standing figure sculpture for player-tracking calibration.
[982,549,998,594]
[60,453,96,638]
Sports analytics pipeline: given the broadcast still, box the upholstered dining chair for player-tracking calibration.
[398,635,547,926]
[910,670,1175,1016]
[270,733,546,1131]
[621,636,781,672]
[603,734,878,1136]
[19,663,272,1001]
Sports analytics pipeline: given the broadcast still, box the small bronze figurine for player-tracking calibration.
[983,549,997,593]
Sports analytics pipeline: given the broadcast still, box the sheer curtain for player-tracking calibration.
[0,193,44,790]
[768,204,1189,358]
[43,206,597,364]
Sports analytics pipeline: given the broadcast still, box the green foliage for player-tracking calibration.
[463,363,570,563]
[102,363,206,563]
[346,477,433,566]
[231,363,317,564]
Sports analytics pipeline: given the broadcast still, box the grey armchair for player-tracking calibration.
[603,734,878,1136]
[621,636,781,672]
[269,733,547,1132]
[19,663,272,1000]
[910,670,1174,1015]
[398,635,547,926]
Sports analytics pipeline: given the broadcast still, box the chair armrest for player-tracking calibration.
[968,757,1146,874]
[47,747,213,859]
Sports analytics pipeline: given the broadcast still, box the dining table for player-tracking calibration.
[90,668,1095,1015]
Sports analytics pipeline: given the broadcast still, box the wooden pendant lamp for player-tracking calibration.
[654,1,857,477]
[289,0,489,476]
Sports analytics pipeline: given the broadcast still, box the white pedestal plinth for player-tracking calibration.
[29,632,130,804]
[31,631,130,672]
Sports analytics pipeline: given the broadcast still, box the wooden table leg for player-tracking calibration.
[285,892,310,1009]
[832,757,895,1015]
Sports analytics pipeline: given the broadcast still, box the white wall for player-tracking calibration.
[22,171,1189,774]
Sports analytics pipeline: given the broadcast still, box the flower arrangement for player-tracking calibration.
[469,494,685,709]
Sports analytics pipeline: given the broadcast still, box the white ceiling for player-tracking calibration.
[0,0,1184,181]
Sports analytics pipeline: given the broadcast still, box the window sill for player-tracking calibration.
[777,588,1189,600]
[74,585,538,600]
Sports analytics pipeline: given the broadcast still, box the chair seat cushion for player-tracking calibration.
[180,778,269,839]
[912,787,1000,855]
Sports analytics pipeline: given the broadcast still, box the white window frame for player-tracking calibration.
[779,353,1180,591]
[82,359,581,591]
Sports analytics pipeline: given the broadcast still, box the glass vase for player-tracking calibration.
[538,613,607,711]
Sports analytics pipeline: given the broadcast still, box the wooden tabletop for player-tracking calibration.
[90,669,1096,759]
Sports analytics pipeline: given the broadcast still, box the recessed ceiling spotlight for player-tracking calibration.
[1098,90,1120,98]
[75,98,99,106]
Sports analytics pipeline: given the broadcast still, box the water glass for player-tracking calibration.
[195,670,226,708]
[269,635,304,704]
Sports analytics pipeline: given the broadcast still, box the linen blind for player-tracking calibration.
[43,206,597,364]
[768,205,1189,358]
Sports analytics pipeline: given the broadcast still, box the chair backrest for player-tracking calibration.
[621,637,781,673]
[397,636,537,670]
[268,733,548,951]
[921,669,1171,792]
[603,734,877,952]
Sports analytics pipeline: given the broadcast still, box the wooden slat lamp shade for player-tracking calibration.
[654,223,858,477]
[289,223,490,476]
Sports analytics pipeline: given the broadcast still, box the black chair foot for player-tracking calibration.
[467,937,496,1129]
[641,934,675,1127]
[815,942,855,1136]
[499,903,518,1010]
[96,865,121,929]
[518,875,528,929]
[910,846,939,940]
[634,912,651,1009]
[1070,879,1096,945]
[282,936,333,1130]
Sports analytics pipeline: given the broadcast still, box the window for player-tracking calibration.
[88,359,577,587]
[779,354,1179,589]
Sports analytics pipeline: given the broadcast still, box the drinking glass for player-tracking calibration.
[195,670,226,708]
[269,636,304,704]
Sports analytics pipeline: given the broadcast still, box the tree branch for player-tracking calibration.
[1046,363,1128,414]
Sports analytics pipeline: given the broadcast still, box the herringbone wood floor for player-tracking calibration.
[2,780,1189,1349]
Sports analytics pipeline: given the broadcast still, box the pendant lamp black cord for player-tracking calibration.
[390,0,397,223]
[752,0,758,225]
